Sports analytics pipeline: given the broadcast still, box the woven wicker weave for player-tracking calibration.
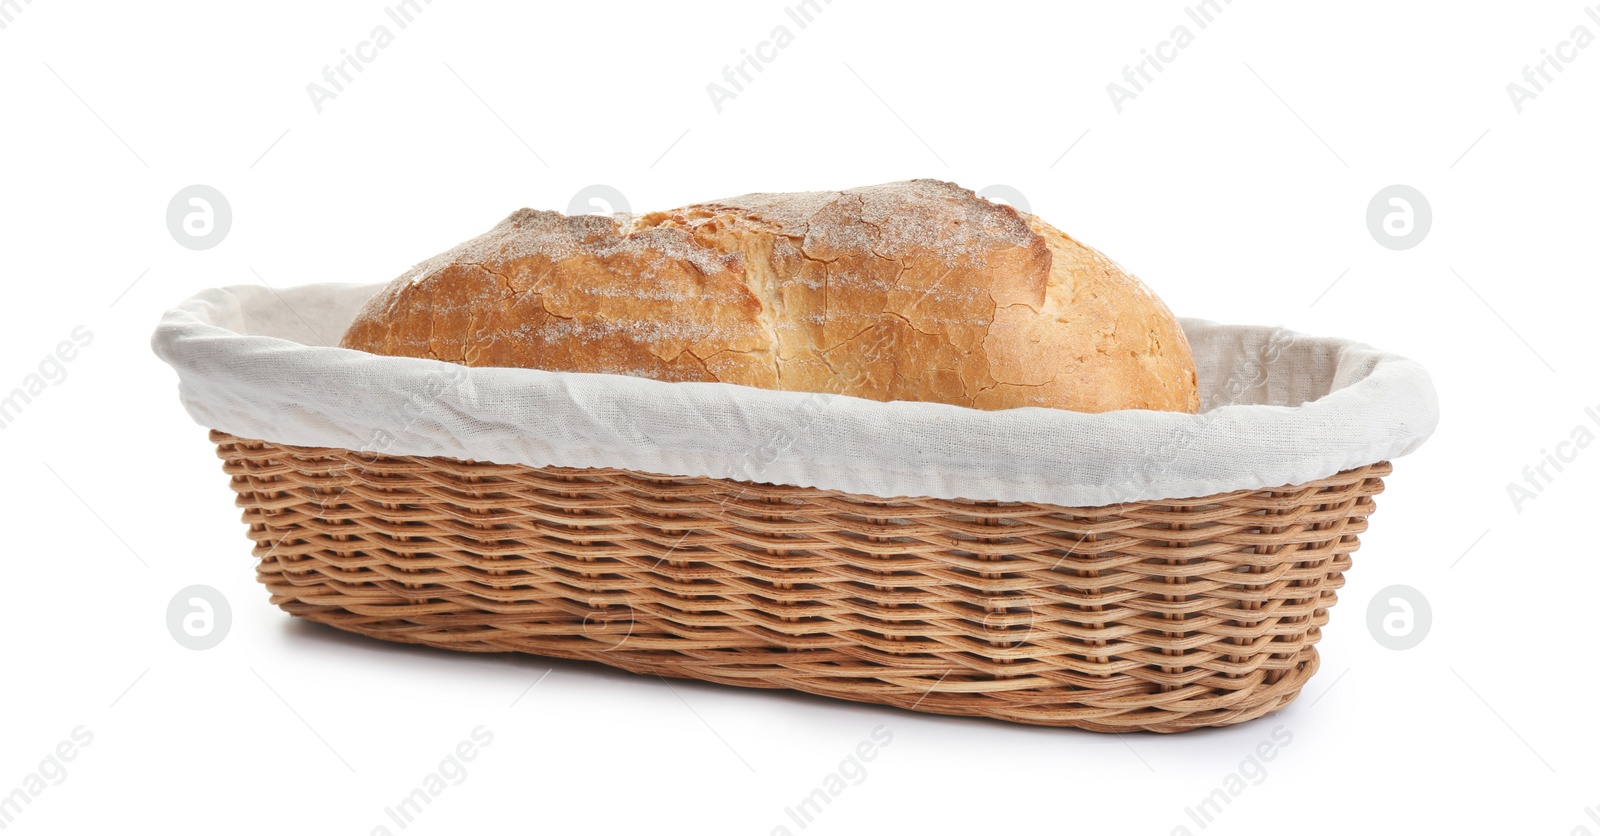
[212,430,1390,733]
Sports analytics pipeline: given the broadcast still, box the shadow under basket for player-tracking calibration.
[213,429,1390,733]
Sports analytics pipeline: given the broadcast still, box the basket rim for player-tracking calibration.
[210,428,1395,509]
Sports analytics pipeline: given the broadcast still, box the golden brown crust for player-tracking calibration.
[977,213,1199,412]
[340,180,1199,414]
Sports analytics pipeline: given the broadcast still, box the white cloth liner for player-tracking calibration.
[150,281,1438,507]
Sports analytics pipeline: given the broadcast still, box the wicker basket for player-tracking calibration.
[213,429,1390,733]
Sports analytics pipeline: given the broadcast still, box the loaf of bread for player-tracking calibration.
[341,180,1199,413]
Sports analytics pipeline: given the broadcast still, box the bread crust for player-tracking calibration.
[340,180,1199,413]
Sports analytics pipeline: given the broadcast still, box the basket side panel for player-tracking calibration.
[213,430,1388,733]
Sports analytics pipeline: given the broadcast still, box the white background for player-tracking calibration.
[2,1,1597,834]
